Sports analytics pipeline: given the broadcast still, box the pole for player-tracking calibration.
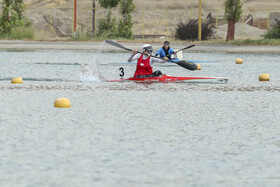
[74,0,77,38]
[267,10,269,30]
[198,0,202,40]
[167,9,169,38]
[92,0,95,35]
[72,8,74,35]
[215,9,218,29]
[142,9,144,39]
[50,9,52,34]
[242,12,244,39]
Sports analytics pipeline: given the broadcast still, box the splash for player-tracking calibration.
[80,55,105,82]
[80,43,106,83]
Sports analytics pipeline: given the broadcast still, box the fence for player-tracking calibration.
[1,6,279,39]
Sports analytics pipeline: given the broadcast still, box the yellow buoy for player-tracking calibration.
[54,98,71,108]
[11,77,23,84]
[196,64,201,70]
[236,58,243,64]
[259,74,270,81]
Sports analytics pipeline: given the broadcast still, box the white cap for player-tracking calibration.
[142,44,153,50]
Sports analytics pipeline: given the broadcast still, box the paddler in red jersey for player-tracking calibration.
[128,44,168,78]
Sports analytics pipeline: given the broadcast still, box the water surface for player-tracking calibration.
[0,51,280,186]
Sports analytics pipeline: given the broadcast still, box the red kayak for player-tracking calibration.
[109,74,228,83]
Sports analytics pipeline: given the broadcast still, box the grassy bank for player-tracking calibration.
[68,33,280,45]
[1,30,280,46]
[230,38,280,45]
[0,27,35,40]
[68,32,228,44]
[69,37,280,46]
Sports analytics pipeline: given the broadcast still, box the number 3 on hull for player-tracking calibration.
[119,67,124,79]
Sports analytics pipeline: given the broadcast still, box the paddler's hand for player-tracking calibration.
[132,49,138,55]
[163,57,168,61]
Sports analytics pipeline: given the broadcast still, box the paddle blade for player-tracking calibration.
[105,40,132,52]
[175,61,197,71]
[175,44,196,53]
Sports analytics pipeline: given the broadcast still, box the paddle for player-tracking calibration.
[105,40,197,71]
[174,44,196,54]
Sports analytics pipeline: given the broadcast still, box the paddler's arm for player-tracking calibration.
[155,48,162,57]
[128,50,140,62]
[170,48,176,54]
[150,57,168,65]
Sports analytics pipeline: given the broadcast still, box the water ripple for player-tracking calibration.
[1,82,280,92]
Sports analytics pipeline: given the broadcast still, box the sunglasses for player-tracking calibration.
[146,50,153,53]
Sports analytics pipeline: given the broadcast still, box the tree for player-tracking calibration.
[118,0,135,38]
[0,0,11,34]
[224,0,242,41]
[12,0,24,20]
[97,0,119,8]
[97,0,120,38]
[96,0,135,38]
[0,0,31,35]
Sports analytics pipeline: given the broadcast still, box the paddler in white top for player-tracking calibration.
[128,44,168,78]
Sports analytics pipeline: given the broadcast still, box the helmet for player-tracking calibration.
[164,41,170,45]
[142,44,153,51]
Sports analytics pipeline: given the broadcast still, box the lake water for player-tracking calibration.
[0,50,280,186]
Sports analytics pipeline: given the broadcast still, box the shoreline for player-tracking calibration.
[1,40,280,54]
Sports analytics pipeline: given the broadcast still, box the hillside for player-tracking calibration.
[21,0,280,38]
[26,0,280,11]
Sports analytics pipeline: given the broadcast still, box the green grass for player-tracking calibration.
[2,27,280,46]
[230,38,280,45]
[7,27,35,40]
[71,32,94,41]
[70,33,137,42]
[0,48,35,52]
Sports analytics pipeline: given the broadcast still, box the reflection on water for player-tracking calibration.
[0,51,280,186]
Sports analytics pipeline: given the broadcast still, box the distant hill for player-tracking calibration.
[22,0,280,38]
[26,0,280,11]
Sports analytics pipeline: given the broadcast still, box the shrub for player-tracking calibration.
[117,0,135,39]
[118,19,132,39]
[97,11,118,38]
[175,19,214,41]
[8,26,35,39]
[264,19,280,39]
[0,0,31,36]
[97,0,120,38]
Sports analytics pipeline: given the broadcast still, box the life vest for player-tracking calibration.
[163,46,171,59]
[134,54,153,77]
